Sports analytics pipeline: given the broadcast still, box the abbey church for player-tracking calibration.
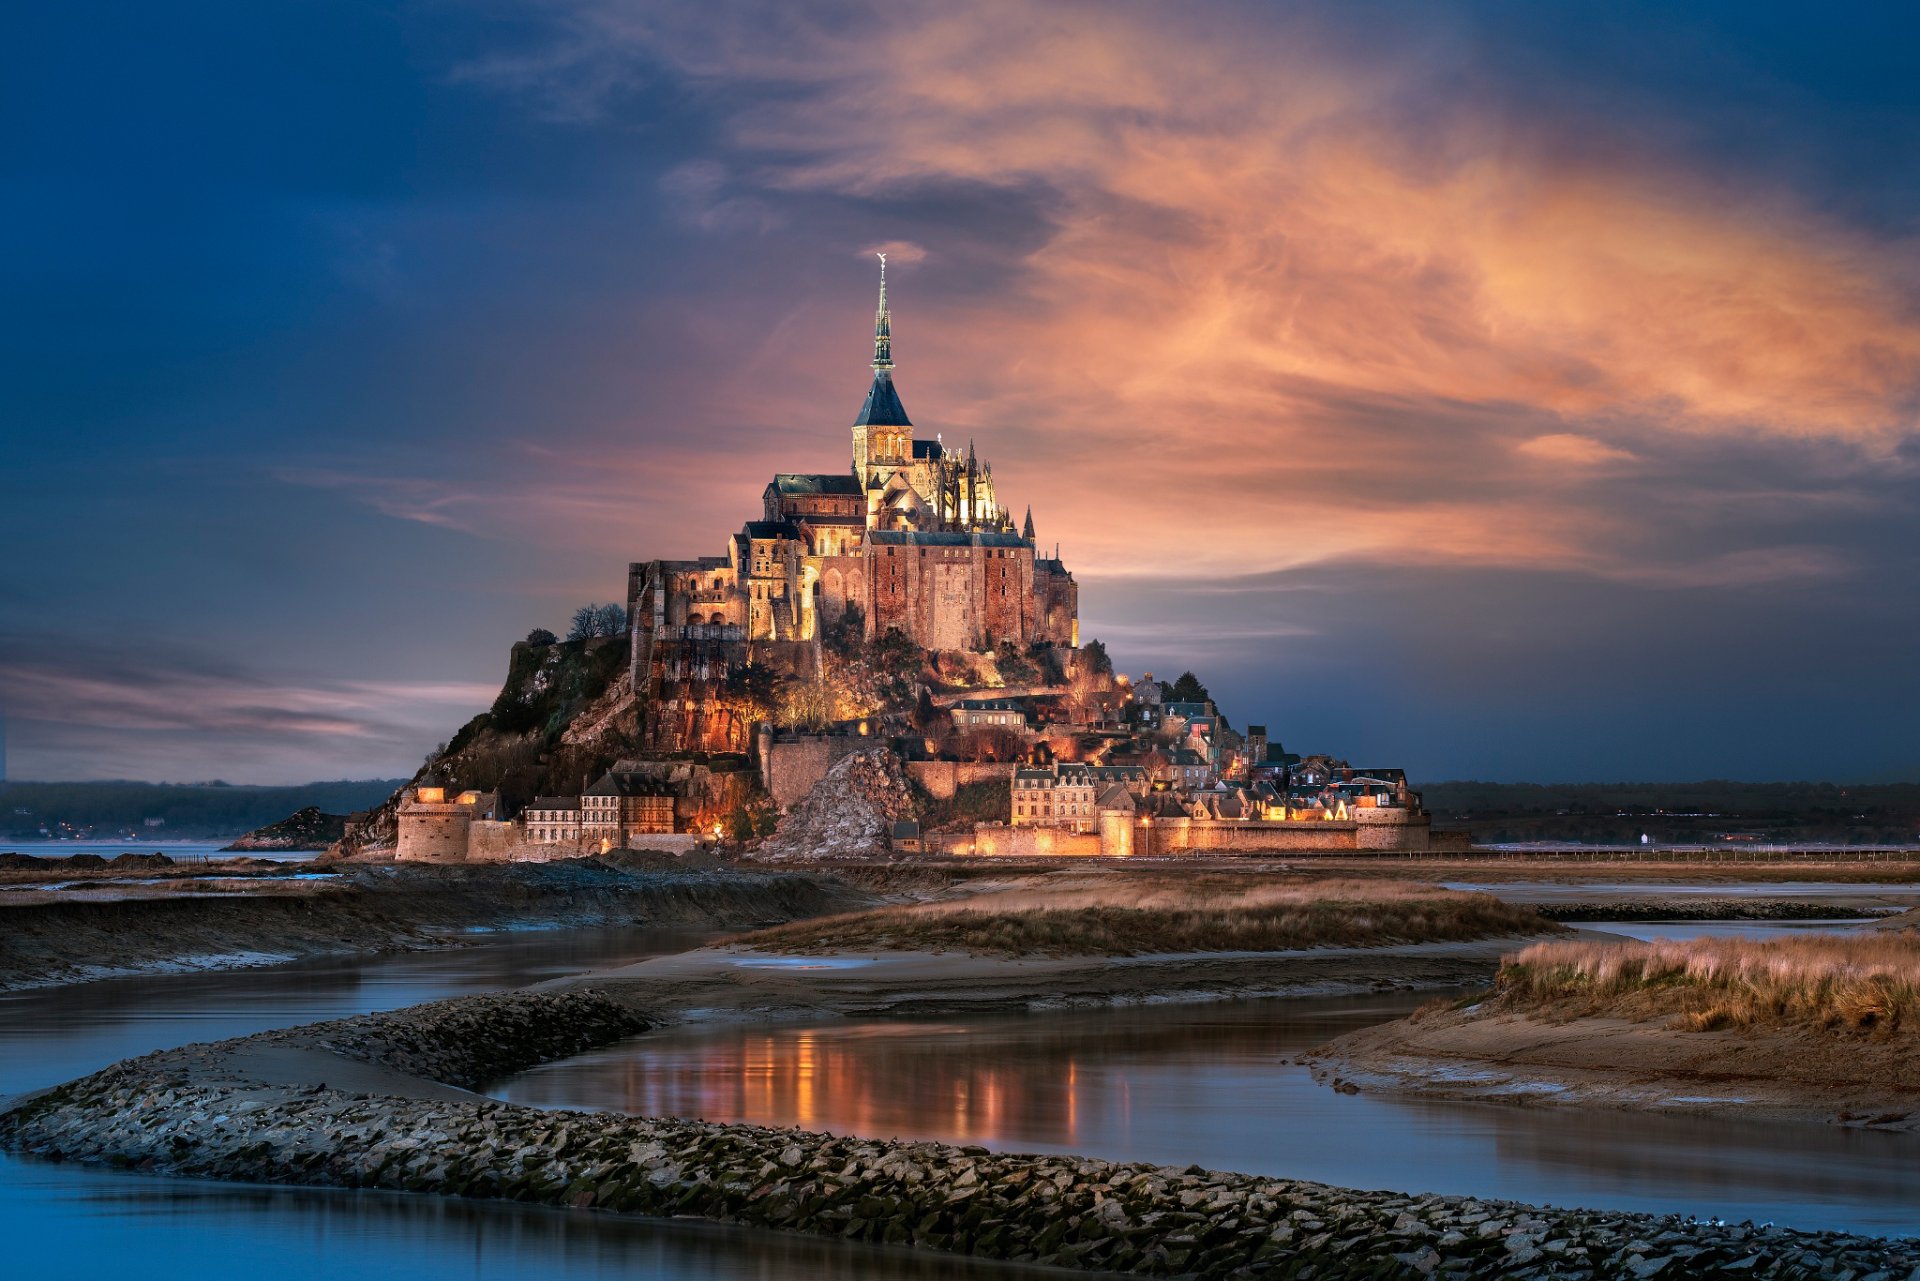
[629,259,1079,749]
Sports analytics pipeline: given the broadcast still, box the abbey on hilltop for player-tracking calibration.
[630,257,1078,749]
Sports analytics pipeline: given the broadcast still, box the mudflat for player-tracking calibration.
[1308,927,1920,1129]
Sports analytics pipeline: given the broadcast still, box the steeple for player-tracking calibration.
[854,252,911,429]
[1022,506,1035,541]
[873,252,892,374]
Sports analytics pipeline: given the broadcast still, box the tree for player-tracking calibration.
[1081,638,1113,676]
[823,601,866,657]
[725,664,786,723]
[525,628,557,646]
[995,640,1041,687]
[1169,671,1210,704]
[568,602,628,641]
[953,725,1026,763]
[778,678,839,732]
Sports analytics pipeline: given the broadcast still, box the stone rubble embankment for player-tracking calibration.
[7,991,1920,1279]
[752,748,915,862]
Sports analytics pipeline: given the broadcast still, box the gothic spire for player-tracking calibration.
[872,251,893,374]
[854,252,910,427]
[1022,506,1035,541]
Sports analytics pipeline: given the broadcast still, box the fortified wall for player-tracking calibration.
[972,807,1432,858]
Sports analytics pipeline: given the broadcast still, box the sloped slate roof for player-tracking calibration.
[742,520,802,540]
[854,372,912,426]
[912,439,944,460]
[772,473,862,496]
[869,530,1027,547]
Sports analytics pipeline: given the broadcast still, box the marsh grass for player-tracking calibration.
[732,876,1556,957]
[1496,933,1920,1036]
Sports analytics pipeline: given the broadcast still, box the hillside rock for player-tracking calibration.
[753,748,913,862]
[332,638,637,858]
[223,806,344,851]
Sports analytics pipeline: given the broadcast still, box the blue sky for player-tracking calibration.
[4,1,1919,783]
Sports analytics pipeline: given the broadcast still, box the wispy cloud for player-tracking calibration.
[1516,433,1640,468]
[443,0,1920,592]
[0,636,496,782]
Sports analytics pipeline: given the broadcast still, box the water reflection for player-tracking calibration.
[0,925,717,1099]
[501,995,1920,1237]
[0,1153,1058,1281]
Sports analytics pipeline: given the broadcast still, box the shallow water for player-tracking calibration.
[0,840,313,864]
[0,925,719,1099]
[499,986,1920,1236]
[7,896,1919,1279]
[0,925,1061,1280]
[1445,880,1920,901]
[0,1154,1055,1281]
[1588,918,1875,942]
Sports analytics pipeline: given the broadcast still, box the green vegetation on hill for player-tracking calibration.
[914,779,1012,832]
[340,636,639,854]
[0,780,404,841]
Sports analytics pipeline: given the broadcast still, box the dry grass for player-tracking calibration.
[732,875,1556,957]
[1495,933,1920,1036]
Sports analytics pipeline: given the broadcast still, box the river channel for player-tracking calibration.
[0,925,1058,1281]
[5,909,1918,1279]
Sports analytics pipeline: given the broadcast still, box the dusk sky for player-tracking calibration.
[6,1,1920,784]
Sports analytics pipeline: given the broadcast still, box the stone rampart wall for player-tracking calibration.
[906,760,1016,800]
[395,810,469,863]
[969,823,1102,857]
[761,735,867,808]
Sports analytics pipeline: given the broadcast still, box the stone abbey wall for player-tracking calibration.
[904,760,1015,800]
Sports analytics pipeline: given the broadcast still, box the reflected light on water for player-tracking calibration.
[499,993,1920,1237]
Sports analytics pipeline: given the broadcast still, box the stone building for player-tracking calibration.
[951,698,1027,732]
[395,787,502,863]
[630,257,1078,750]
[1011,763,1149,831]
[522,797,581,846]
[581,771,677,851]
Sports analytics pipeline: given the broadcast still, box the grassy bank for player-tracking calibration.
[734,875,1557,957]
[1492,934,1920,1034]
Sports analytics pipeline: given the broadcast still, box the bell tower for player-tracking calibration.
[852,252,912,483]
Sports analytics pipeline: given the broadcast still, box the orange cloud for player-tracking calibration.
[458,1,1911,587]
[1515,433,1640,468]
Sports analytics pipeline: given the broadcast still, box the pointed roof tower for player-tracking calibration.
[854,252,912,427]
[1022,506,1035,541]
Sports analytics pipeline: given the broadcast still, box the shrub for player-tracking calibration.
[1494,934,1920,1036]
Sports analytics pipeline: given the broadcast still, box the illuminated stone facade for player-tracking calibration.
[630,258,1078,749]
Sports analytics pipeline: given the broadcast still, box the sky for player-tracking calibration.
[4,0,1920,784]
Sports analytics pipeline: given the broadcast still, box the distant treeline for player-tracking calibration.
[1424,781,1920,845]
[0,779,407,841]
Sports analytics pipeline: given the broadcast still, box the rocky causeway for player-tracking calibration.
[10,935,1920,1278]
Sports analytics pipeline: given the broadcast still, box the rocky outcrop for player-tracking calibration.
[223,806,346,851]
[8,989,1920,1279]
[334,638,638,858]
[753,748,914,862]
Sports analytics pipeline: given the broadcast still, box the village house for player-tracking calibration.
[952,698,1028,732]
[522,797,581,845]
[581,771,677,850]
